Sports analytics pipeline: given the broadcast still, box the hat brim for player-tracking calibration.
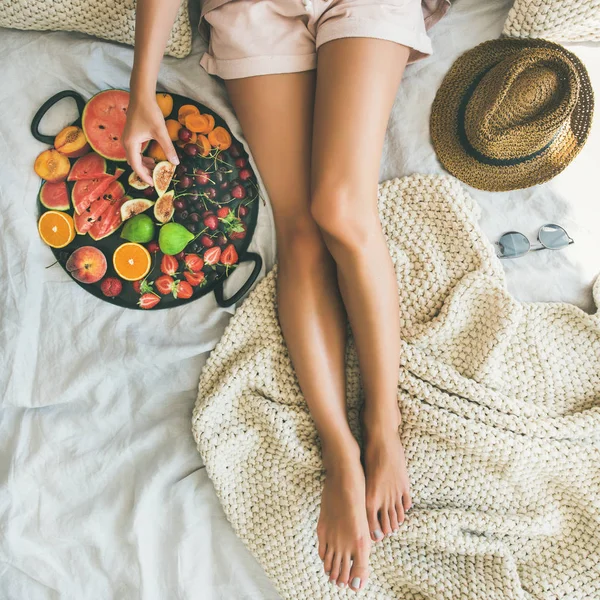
[430,38,594,192]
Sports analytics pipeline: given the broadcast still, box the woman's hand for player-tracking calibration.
[123,95,179,187]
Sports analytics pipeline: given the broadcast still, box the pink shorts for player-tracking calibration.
[199,0,450,80]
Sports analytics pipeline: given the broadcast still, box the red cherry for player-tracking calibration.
[200,234,215,248]
[238,168,253,181]
[234,157,247,169]
[147,241,160,253]
[231,184,246,200]
[178,128,193,143]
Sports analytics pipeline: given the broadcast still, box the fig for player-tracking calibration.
[152,160,176,197]
[128,171,150,190]
[154,190,175,224]
[158,222,195,256]
[120,198,155,221]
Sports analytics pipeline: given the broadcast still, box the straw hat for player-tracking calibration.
[430,38,594,191]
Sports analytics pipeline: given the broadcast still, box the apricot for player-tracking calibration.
[156,93,173,118]
[178,104,200,126]
[196,135,211,157]
[207,126,232,151]
[147,140,167,162]
[166,119,182,142]
[54,125,90,158]
[185,113,211,134]
[34,149,71,182]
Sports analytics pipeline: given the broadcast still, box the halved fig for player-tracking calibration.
[154,190,175,224]
[152,161,175,197]
[54,125,90,158]
[34,149,71,182]
[128,171,150,190]
[121,198,155,221]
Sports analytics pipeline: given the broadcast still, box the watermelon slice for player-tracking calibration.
[74,181,125,235]
[82,90,148,162]
[68,153,109,182]
[40,181,70,211]
[72,168,124,215]
[89,196,127,241]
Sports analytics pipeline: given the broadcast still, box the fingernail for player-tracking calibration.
[170,156,179,165]
[373,529,383,540]
[351,577,361,589]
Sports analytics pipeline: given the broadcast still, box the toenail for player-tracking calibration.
[325,571,330,576]
[339,582,346,589]
[393,528,399,534]
[351,577,361,589]
[373,529,383,540]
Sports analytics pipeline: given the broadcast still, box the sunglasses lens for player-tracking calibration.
[539,224,571,249]
[498,232,530,258]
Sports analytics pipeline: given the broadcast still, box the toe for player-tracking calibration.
[395,502,405,527]
[318,538,326,562]
[349,548,370,592]
[367,503,383,542]
[388,505,399,533]
[403,492,412,512]
[379,507,392,537]
[323,545,334,576]
[329,552,342,583]
[337,554,352,588]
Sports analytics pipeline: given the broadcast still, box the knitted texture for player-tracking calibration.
[192,174,600,599]
[503,0,600,42]
[0,0,192,58]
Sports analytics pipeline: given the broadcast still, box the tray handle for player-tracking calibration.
[31,90,87,145]
[214,251,263,308]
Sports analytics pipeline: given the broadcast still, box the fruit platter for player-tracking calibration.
[31,89,262,309]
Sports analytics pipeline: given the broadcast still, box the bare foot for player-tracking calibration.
[317,440,372,593]
[362,408,412,542]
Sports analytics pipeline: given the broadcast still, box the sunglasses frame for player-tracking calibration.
[496,223,574,259]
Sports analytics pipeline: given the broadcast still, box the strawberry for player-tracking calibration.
[147,241,160,254]
[138,293,160,309]
[184,253,204,272]
[174,280,193,299]
[133,278,154,295]
[100,277,123,298]
[217,206,230,218]
[160,254,179,276]
[155,275,175,295]
[204,246,222,265]
[221,244,238,265]
[231,184,246,200]
[200,234,215,248]
[234,157,246,169]
[229,222,247,240]
[184,270,206,287]
[203,213,219,230]
[238,168,253,181]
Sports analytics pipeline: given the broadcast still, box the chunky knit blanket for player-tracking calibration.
[192,174,600,600]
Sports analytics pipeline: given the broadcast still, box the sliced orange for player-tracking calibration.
[38,210,75,248]
[156,93,173,118]
[113,242,152,281]
[208,126,232,151]
[178,104,200,126]
[166,119,182,142]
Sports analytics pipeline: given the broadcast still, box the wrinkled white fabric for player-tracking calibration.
[0,0,599,598]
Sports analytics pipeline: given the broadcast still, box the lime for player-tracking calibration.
[158,222,194,255]
[120,214,155,243]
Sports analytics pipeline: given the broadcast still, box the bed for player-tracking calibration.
[1,0,598,598]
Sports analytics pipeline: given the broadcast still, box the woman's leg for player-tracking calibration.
[310,38,413,545]
[225,72,371,591]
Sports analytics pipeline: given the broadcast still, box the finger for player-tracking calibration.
[141,156,156,170]
[125,139,154,186]
[154,124,179,165]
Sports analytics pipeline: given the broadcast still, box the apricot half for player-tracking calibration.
[54,126,90,158]
[156,93,174,118]
[34,149,71,182]
[147,140,168,162]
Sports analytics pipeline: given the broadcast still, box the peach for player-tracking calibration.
[66,246,107,284]
[54,126,90,158]
[34,149,71,182]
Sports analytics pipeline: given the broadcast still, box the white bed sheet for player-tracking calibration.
[1,0,598,598]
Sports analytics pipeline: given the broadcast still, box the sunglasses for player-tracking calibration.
[496,224,574,259]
